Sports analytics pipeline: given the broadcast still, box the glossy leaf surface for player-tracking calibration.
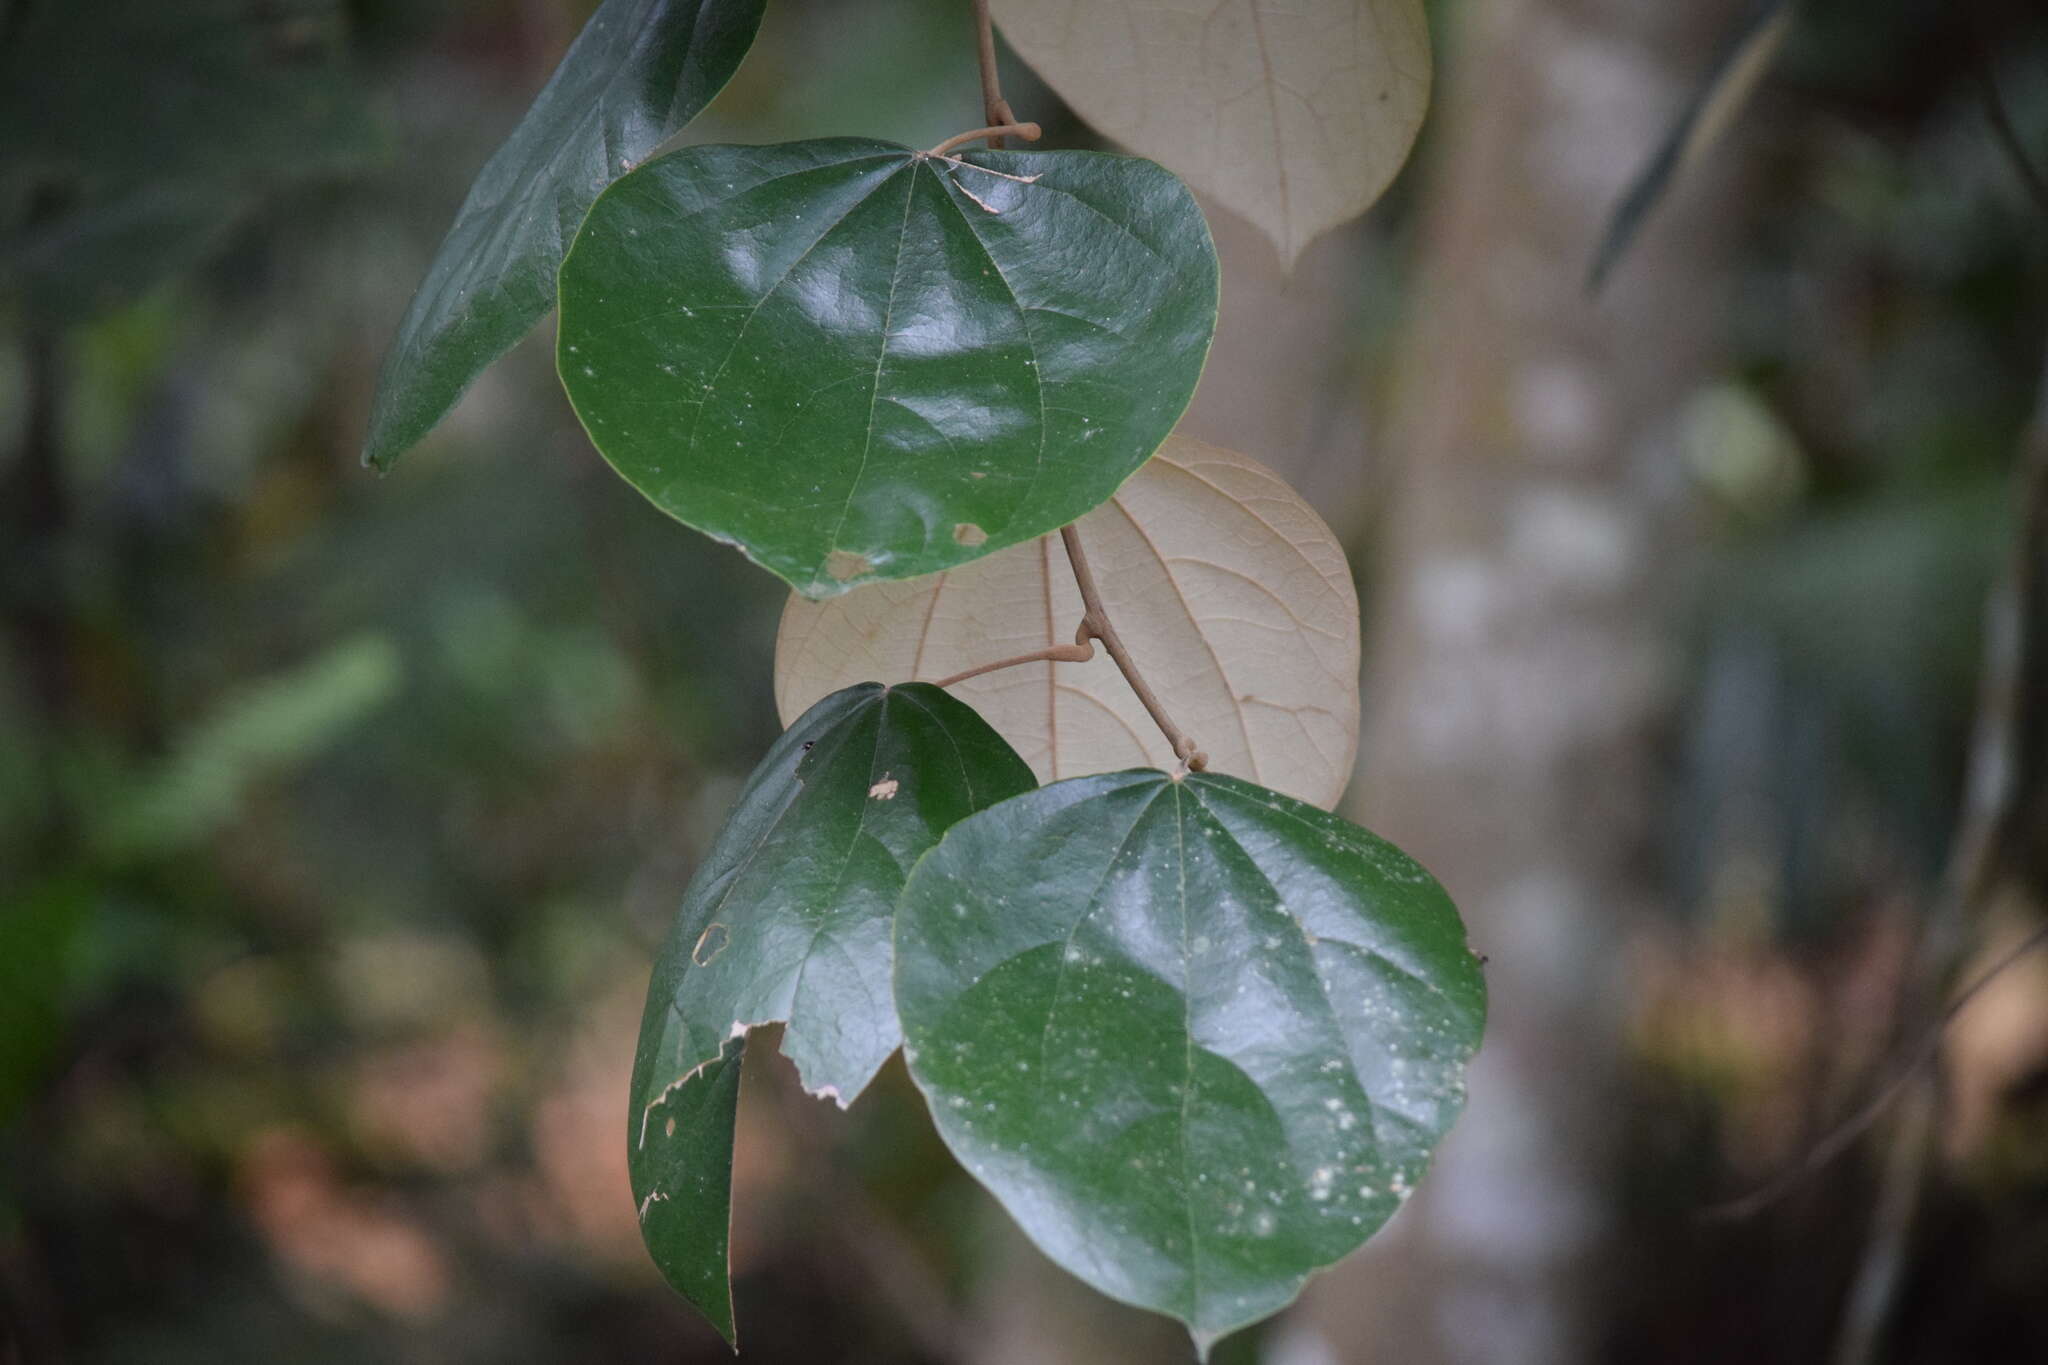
[775,437,1361,808]
[991,0,1430,268]
[556,139,1218,597]
[896,770,1484,1350]
[628,683,1033,1333]
[362,0,765,469]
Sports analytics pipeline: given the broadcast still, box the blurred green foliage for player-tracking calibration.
[0,0,387,323]
[1677,6,2048,940]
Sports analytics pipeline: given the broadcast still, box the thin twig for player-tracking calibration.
[1709,346,2048,1232]
[1060,524,1209,771]
[926,122,1040,159]
[1702,919,2048,1222]
[972,0,1017,143]
[1828,1073,1937,1365]
[1820,344,2048,1365]
[933,641,1095,689]
[939,7,1203,765]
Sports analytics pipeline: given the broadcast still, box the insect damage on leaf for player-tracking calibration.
[826,550,873,583]
[627,682,1033,1339]
[690,923,729,966]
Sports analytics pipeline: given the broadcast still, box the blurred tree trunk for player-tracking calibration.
[1312,1,1755,1361]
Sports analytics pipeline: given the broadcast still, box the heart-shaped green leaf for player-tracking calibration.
[628,681,1034,1337]
[556,139,1218,597]
[362,0,765,469]
[895,770,1484,1353]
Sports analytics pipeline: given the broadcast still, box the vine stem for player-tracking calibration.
[1702,919,2048,1222]
[1829,341,2048,1365]
[972,0,1017,140]
[932,1,1208,772]
[926,528,1210,772]
[1060,524,1209,772]
[933,641,1093,689]
[926,122,1040,159]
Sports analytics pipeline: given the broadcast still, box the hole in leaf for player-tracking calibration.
[825,550,871,582]
[691,923,730,966]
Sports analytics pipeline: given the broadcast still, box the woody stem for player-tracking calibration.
[1059,524,1208,771]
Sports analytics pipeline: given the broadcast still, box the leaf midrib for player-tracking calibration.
[821,164,921,568]
[971,774,1421,1329]
[675,155,913,501]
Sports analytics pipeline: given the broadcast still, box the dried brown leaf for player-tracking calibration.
[991,0,1430,268]
[775,438,1360,809]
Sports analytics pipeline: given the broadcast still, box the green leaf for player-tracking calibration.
[631,1034,745,1344]
[894,770,1485,1353]
[361,0,766,470]
[555,139,1218,597]
[636,680,1034,1100]
[627,682,1035,1334]
[85,634,404,862]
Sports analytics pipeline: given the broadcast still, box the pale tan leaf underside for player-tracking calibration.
[991,0,1431,269]
[774,438,1361,810]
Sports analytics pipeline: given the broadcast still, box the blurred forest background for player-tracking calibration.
[4,1,2047,1363]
